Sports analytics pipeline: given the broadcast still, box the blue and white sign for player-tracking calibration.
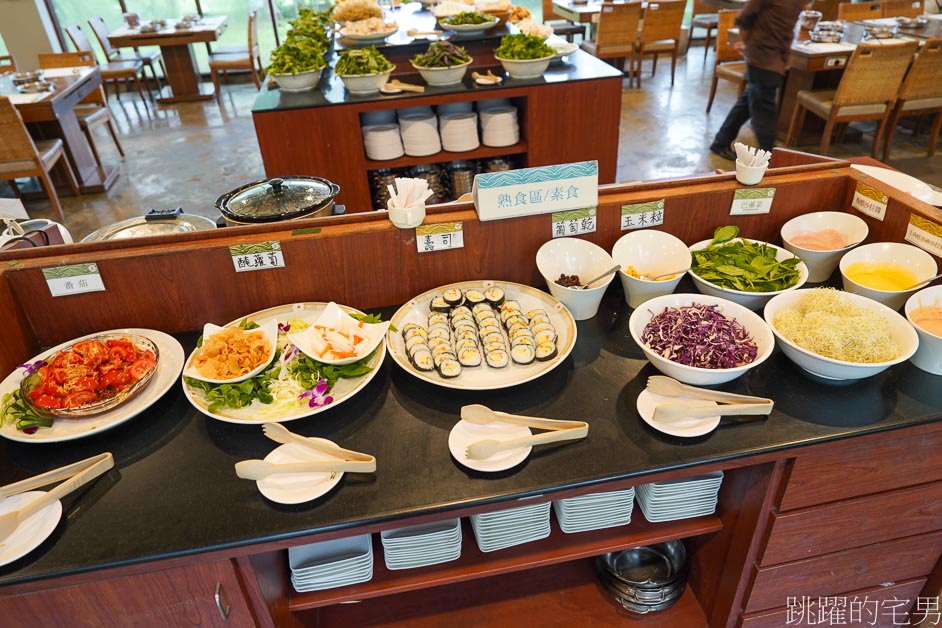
[472,161,599,222]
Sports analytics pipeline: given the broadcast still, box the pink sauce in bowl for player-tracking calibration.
[789,229,849,251]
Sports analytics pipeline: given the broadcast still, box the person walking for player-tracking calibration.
[709,0,807,161]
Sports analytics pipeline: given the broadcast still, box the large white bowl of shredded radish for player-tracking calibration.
[765,288,918,380]
[628,293,775,385]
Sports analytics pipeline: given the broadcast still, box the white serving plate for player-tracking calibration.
[0,491,62,567]
[448,419,531,472]
[256,441,344,504]
[636,389,720,437]
[0,329,184,443]
[851,164,942,206]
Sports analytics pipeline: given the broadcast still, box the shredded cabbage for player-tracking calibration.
[641,303,758,369]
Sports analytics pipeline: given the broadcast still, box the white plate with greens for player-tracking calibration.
[181,303,387,424]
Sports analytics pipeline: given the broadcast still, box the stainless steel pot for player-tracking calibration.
[215,176,341,227]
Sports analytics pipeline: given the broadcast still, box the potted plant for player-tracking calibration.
[410,41,473,86]
[335,46,395,95]
[267,9,330,92]
[494,33,556,80]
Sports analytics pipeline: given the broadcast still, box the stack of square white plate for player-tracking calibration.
[380,518,462,570]
[552,487,635,534]
[399,113,442,156]
[636,472,724,523]
[480,106,519,147]
[439,112,479,152]
[470,501,551,552]
[288,534,374,592]
[362,123,404,160]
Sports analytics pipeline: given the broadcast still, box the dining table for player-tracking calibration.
[107,15,228,104]
[0,67,117,194]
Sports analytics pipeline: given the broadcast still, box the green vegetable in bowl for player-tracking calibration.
[441,11,493,25]
[411,41,472,68]
[691,225,803,292]
[267,8,330,75]
[335,46,394,76]
[494,33,556,60]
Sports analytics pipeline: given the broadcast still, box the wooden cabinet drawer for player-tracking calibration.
[762,481,942,566]
[746,530,942,613]
[741,579,926,628]
[780,427,942,511]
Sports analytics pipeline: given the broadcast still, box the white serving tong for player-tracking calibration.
[646,376,772,405]
[460,404,589,460]
[235,423,376,480]
[646,376,774,424]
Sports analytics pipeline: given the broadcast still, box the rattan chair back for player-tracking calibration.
[0,97,39,163]
[37,52,107,107]
[898,38,942,101]
[883,0,925,16]
[837,2,883,21]
[595,2,643,54]
[834,40,917,107]
[638,0,686,44]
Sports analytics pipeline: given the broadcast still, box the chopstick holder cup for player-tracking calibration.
[735,160,768,186]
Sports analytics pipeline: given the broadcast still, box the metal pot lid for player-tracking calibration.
[216,176,340,223]
[81,213,217,242]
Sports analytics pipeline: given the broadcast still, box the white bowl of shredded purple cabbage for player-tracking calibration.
[628,293,775,385]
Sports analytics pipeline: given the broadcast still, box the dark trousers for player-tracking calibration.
[712,65,784,152]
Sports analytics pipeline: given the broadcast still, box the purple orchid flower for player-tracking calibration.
[18,360,45,375]
[23,426,39,435]
[283,344,299,360]
[299,379,333,408]
[278,322,291,333]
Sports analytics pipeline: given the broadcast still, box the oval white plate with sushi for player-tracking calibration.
[387,280,577,390]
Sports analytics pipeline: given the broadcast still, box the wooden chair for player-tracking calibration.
[0,97,80,224]
[542,0,586,42]
[87,16,164,93]
[37,52,124,170]
[688,0,719,55]
[810,0,840,21]
[883,0,925,16]
[785,40,918,156]
[579,2,643,75]
[882,38,942,160]
[632,0,686,88]
[0,55,15,73]
[706,10,746,113]
[208,10,263,96]
[63,23,151,105]
[837,1,884,21]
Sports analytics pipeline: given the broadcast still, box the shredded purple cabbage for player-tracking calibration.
[641,303,758,369]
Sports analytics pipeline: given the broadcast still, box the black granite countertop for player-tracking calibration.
[1,280,941,588]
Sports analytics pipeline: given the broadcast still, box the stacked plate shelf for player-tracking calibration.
[481,106,519,147]
[553,487,635,533]
[288,534,374,592]
[636,472,723,523]
[400,113,442,156]
[380,518,462,570]
[471,501,551,552]
[362,123,404,161]
[439,112,479,152]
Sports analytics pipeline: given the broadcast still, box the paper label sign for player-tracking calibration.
[473,161,599,222]
[416,222,464,253]
[852,181,888,221]
[552,208,597,237]
[905,214,942,258]
[621,200,665,230]
[43,263,106,297]
[230,241,285,272]
[730,188,775,215]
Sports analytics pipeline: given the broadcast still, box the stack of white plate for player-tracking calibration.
[552,487,635,534]
[477,98,511,112]
[437,102,473,116]
[380,518,462,570]
[439,112,479,152]
[362,124,404,160]
[470,501,551,552]
[480,106,519,147]
[399,113,442,156]
[288,534,374,592]
[397,105,434,120]
[636,472,724,523]
[361,109,397,126]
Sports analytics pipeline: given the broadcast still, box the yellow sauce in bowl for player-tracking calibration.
[790,229,848,251]
[845,261,917,291]
[911,305,942,337]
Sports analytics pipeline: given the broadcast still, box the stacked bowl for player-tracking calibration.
[362,124,404,161]
[595,541,689,614]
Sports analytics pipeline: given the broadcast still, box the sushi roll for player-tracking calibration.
[433,352,457,368]
[481,332,504,346]
[504,314,528,330]
[429,336,451,350]
[484,340,507,354]
[499,308,522,325]
[411,348,434,371]
[455,337,479,352]
[534,328,557,345]
[403,326,427,341]
[430,295,450,312]
[458,347,482,367]
[477,315,500,330]
[485,348,510,368]
[465,289,486,306]
[535,341,558,361]
[511,344,535,365]
[454,329,479,343]
[478,324,503,338]
[443,287,464,307]
[405,335,428,353]
[501,300,522,312]
[531,321,556,337]
[511,335,535,348]
[471,303,492,316]
[529,313,551,327]
[450,305,472,318]
[437,358,462,378]
[428,326,452,341]
[507,322,531,337]
[427,312,449,327]
[484,286,505,307]
[451,312,474,326]
[432,343,456,358]
[526,309,548,321]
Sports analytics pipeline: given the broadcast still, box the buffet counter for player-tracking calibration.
[1,152,942,626]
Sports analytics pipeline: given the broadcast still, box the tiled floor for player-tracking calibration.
[5,46,941,241]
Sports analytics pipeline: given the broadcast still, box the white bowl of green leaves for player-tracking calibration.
[689,225,809,310]
[411,41,473,86]
[438,12,498,36]
[336,46,395,95]
[494,34,556,79]
[267,15,329,92]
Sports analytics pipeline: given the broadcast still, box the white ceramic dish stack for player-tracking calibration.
[380,518,462,570]
[471,501,551,552]
[636,472,723,523]
[288,534,374,592]
[362,124,404,161]
[399,113,442,156]
[480,106,519,147]
[553,487,635,533]
[437,101,474,116]
[439,112,479,152]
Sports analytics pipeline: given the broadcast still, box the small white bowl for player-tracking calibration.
[735,161,767,186]
[536,237,616,320]
[496,55,554,79]
[839,242,937,311]
[183,321,279,383]
[905,285,942,375]
[339,66,395,95]
[272,68,323,92]
[689,239,809,310]
[411,59,472,86]
[628,293,775,386]
[288,302,390,365]
[780,211,869,283]
[611,230,690,309]
[765,289,919,380]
